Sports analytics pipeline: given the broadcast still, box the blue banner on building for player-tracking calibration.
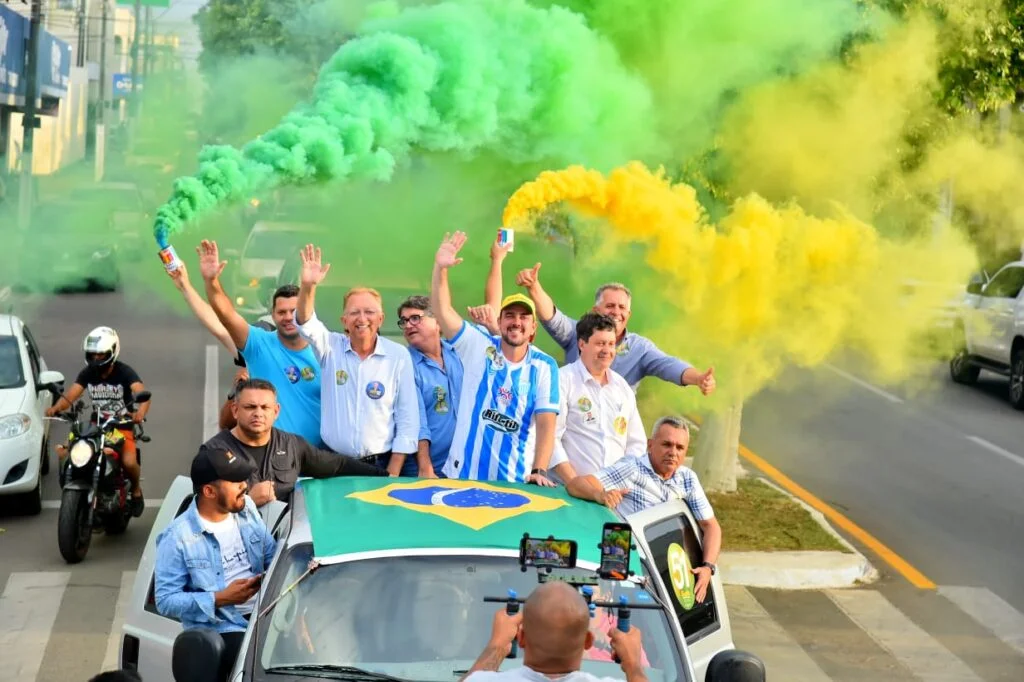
[0,3,72,102]
[0,3,28,97]
[37,30,71,97]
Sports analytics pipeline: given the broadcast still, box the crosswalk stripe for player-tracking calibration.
[724,586,831,682]
[101,571,137,673]
[826,589,983,682]
[0,572,71,682]
[939,586,1024,658]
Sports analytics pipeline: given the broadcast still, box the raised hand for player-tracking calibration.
[515,263,542,289]
[300,244,331,287]
[167,261,192,291]
[490,231,513,261]
[696,367,716,396]
[197,240,226,282]
[436,231,468,269]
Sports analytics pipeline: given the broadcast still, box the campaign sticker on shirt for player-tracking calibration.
[284,365,301,384]
[433,386,449,413]
[616,340,631,356]
[366,381,385,400]
[667,542,696,611]
[577,396,593,412]
[485,345,505,371]
[613,416,628,435]
[336,369,349,385]
[301,366,316,381]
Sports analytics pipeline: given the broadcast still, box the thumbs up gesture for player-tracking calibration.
[696,367,716,396]
[516,263,542,290]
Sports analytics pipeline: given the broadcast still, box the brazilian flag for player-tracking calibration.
[301,477,622,566]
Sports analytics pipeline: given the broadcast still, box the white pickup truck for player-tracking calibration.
[949,260,1024,408]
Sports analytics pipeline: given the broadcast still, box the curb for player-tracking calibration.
[681,417,879,590]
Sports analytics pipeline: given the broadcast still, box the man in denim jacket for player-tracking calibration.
[155,444,277,680]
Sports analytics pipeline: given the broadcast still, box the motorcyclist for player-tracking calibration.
[46,326,149,517]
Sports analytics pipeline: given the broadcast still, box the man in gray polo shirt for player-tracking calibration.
[514,264,715,394]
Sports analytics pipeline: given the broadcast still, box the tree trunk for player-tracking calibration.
[690,401,743,493]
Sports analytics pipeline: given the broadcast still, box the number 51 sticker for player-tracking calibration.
[667,542,696,611]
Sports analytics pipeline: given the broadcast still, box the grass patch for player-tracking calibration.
[707,478,851,553]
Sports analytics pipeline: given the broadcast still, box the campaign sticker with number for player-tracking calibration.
[667,542,696,611]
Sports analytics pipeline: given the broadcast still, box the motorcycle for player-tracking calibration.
[47,390,152,564]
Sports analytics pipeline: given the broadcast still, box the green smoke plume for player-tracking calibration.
[532,0,871,159]
[153,0,656,246]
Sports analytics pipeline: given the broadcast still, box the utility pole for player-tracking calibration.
[95,0,109,181]
[75,0,87,67]
[128,0,142,149]
[17,0,43,231]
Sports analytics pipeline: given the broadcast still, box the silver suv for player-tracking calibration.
[949,260,1024,408]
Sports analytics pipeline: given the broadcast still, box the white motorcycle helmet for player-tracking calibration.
[84,326,120,367]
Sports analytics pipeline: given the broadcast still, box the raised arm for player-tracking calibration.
[296,243,330,326]
[430,232,469,340]
[168,262,237,359]
[484,235,513,313]
[198,240,251,351]
[515,262,556,322]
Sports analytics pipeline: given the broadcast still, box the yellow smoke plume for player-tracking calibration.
[503,162,977,403]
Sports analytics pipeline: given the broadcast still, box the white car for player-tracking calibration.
[0,314,65,514]
[950,260,1024,408]
[116,476,764,682]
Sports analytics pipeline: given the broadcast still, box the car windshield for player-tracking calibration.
[255,548,686,682]
[0,336,26,389]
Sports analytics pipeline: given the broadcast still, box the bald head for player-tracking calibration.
[520,582,593,670]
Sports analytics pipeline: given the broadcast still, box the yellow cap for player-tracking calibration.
[500,293,536,315]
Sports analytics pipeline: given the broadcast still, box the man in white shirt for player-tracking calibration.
[549,312,647,482]
[294,244,422,477]
[459,581,647,682]
[430,231,559,485]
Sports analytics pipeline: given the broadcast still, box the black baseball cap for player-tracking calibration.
[190,445,255,487]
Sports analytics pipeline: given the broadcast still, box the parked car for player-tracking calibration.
[0,314,64,514]
[949,260,1024,407]
[116,476,763,682]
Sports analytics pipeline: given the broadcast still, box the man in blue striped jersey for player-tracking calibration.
[430,231,561,486]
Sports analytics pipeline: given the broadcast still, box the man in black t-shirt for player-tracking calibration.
[47,326,150,517]
[203,377,388,506]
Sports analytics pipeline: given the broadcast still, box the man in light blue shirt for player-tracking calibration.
[295,244,422,476]
[155,445,276,680]
[514,264,716,395]
[397,295,464,478]
[199,239,323,446]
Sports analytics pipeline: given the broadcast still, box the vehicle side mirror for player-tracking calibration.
[705,649,766,682]
[37,370,65,396]
[133,391,152,404]
[172,629,224,682]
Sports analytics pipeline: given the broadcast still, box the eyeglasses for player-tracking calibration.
[397,313,430,328]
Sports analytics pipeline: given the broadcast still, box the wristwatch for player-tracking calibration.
[530,468,547,477]
[701,561,717,575]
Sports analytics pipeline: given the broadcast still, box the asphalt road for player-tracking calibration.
[742,358,1024,612]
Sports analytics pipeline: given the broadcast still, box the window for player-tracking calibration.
[254,551,687,682]
[983,267,1024,299]
[0,336,26,390]
[643,515,720,642]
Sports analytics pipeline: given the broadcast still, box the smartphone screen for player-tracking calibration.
[598,523,632,580]
[520,537,577,569]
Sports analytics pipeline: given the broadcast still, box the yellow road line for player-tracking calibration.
[686,415,937,589]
